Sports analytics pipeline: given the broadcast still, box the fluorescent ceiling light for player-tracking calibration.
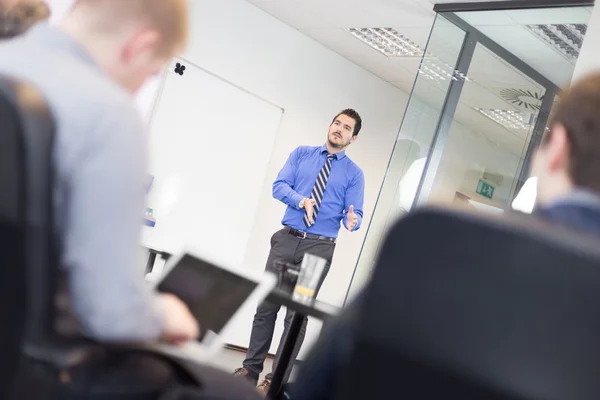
[474,108,534,131]
[526,24,587,62]
[347,27,468,82]
[419,59,468,82]
[347,28,424,58]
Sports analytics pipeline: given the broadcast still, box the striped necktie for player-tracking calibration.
[304,154,336,228]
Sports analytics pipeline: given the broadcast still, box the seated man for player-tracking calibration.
[0,0,50,39]
[293,71,600,400]
[0,0,197,357]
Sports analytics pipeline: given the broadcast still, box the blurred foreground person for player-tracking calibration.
[0,0,197,350]
[0,0,50,39]
[0,0,225,397]
[531,72,600,232]
[293,71,600,400]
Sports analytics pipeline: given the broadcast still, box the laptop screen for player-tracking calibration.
[157,253,258,335]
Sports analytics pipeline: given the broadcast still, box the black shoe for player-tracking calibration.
[233,367,259,386]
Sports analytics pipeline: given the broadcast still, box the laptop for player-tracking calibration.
[142,249,277,364]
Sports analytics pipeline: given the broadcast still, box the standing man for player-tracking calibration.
[235,109,365,395]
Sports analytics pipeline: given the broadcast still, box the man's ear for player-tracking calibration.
[546,123,570,172]
[350,135,358,144]
[122,29,161,65]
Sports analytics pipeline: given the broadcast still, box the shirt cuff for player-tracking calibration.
[292,192,305,210]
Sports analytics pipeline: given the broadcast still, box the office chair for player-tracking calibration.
[0,76,56,397]
[336,207,600,400]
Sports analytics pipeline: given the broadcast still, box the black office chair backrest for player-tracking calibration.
[337,208,600,400]
[0,75,57,395]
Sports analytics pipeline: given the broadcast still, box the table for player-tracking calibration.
[143,247,341,397]
[144,247,171,275]
[265,289,339,398]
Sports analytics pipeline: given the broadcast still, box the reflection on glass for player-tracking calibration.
[455,6,592,86]
[398,157,427,211]
[422,43,545,212]
[512,176,537,213]
[347,14,467,300]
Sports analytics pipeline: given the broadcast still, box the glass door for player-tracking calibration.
[415,42,548,213]
[346,14,470,300]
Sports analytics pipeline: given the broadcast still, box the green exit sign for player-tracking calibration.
[476,179,495,199]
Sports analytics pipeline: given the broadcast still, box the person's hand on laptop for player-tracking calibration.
[159,293,200,345]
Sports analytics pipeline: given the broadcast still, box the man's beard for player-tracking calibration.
[0,1,50,40]
[328,136,350,149]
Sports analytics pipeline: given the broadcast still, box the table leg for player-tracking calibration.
[268,312,305,399]
[145,252,157,275]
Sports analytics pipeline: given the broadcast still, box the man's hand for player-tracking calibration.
[346,205,358,231]
[303,198,317,225]
[159,293,200,346]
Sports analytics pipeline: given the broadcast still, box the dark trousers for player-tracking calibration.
[243,228,335,384]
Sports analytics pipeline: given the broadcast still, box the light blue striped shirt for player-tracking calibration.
[0,24,164,342]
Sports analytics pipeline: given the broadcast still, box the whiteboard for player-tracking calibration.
[140,58,283,347]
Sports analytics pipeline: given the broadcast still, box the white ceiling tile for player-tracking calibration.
[468,44,544,88]
[455,10,515,26]
[300,28,383,58]
[521,56,576,88]
[347,54,414,82]
[390,80,416,93]
[358,0,436,27]
[295,0,382,27]
[475,25,576,86]
[391,26,434,48]
[246,0,329,29]
[391,57,423,75]
[506,7,592,25]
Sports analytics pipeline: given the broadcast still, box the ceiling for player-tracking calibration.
[245,0,449,93]
[245,0,592,91]
[244,0,593,177]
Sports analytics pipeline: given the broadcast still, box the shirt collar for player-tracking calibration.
[320,143,346,160]
[543,188,600,211]
[26,23,99,70]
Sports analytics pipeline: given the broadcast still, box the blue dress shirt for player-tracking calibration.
[273,144,365,238]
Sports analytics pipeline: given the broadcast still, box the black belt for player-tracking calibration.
[284,226,336,243]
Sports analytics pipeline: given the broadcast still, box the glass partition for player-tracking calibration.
[346,2,592,302]
[347,14,469,299]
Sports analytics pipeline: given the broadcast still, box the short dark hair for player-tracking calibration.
[0,1,50,40]
[545,72,600,192]
[332,109,362,136]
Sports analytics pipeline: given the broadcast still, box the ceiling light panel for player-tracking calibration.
[526,24,587,62]
[474,108,534,131]
[418,59,469,82]
[347,28,424,58]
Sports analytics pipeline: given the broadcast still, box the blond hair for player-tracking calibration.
[0,0,50,39]
[71,0,188,55]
